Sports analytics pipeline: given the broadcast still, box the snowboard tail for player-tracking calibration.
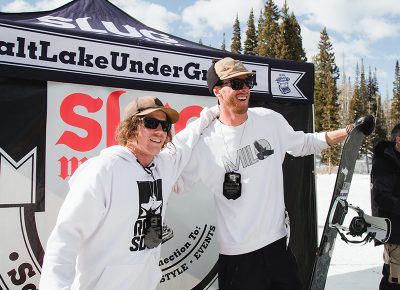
[308,116,374,290]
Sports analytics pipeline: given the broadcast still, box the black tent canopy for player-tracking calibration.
[0,0,313,101]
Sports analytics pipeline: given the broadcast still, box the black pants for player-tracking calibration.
[380,264,400,290]
[218,237,302,290]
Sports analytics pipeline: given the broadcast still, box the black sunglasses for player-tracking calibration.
[221,76,255,90]
[142,117,171,132]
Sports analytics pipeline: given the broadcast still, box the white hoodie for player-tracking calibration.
[40,106,217,290]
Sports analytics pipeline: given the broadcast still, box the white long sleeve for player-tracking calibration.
[276,112,328,156]
[160,105,219,185]
[173,107,330,255]
[40,159,109,290]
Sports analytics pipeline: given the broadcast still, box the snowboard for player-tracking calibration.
[308,115,375,290]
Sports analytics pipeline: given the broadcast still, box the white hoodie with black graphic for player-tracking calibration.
[39,106,217,290]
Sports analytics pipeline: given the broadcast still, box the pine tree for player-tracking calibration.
[359,59,368,114]
[363,67,383,171]
[221,32,226,51]
[390,60,400,125]
[314,28,338,131]
[383,92,393,135]
[199,38,203,45]
[276,1,307,61]
[371,68,388,144]
[313,57,324,132]
[313,28,341,169]
[256,0,280,57]
[348,63,364,122]
[288,13,307,61]
[337,64,352,128]
[375,94,388,142]
[358,60,371,164]
[348,61,373,161]
[256,9,264,55]
[244,9,257,55]
[231,14,242,53]
[275,2,290,60]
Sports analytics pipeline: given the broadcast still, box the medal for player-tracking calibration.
[223,172,242,200]
[144,210,162,249]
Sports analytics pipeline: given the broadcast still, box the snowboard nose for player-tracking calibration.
[354,115,375,136]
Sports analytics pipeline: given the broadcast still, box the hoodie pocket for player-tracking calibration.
[94,261,161,290]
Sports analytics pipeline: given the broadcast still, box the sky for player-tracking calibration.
[1,0,400,99]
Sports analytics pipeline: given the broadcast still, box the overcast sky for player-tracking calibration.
[1,0,399,99]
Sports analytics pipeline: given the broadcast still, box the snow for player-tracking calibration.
[316,173,383,289]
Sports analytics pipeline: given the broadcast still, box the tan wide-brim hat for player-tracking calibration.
[124,96,179,124]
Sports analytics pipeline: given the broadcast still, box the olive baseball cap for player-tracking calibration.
[124,96,179,124]
[206,57,256,95]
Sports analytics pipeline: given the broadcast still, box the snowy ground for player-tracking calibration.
[316,173,383,290]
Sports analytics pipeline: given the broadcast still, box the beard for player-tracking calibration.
[225,95,249,115]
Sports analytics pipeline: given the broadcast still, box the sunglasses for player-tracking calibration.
[221,76,255,90]
[144,211,162,249]
[142,117,171,132]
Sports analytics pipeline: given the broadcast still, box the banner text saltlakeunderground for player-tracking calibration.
[0,25,269,91]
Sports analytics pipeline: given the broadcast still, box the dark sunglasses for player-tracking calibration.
[142,117,171,132]
[221,76,255,90]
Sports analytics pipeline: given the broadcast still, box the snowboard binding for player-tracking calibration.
[328,197,391,245]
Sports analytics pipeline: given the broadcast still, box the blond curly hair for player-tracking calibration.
[115,115,172,149]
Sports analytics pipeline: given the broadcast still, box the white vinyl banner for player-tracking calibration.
[0,24,270,95]
[0,81,219,289]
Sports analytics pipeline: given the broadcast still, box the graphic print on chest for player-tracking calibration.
[130,179,163,251]
[222,139,274,172]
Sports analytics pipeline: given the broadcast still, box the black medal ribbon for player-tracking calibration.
[137,159,163,249]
